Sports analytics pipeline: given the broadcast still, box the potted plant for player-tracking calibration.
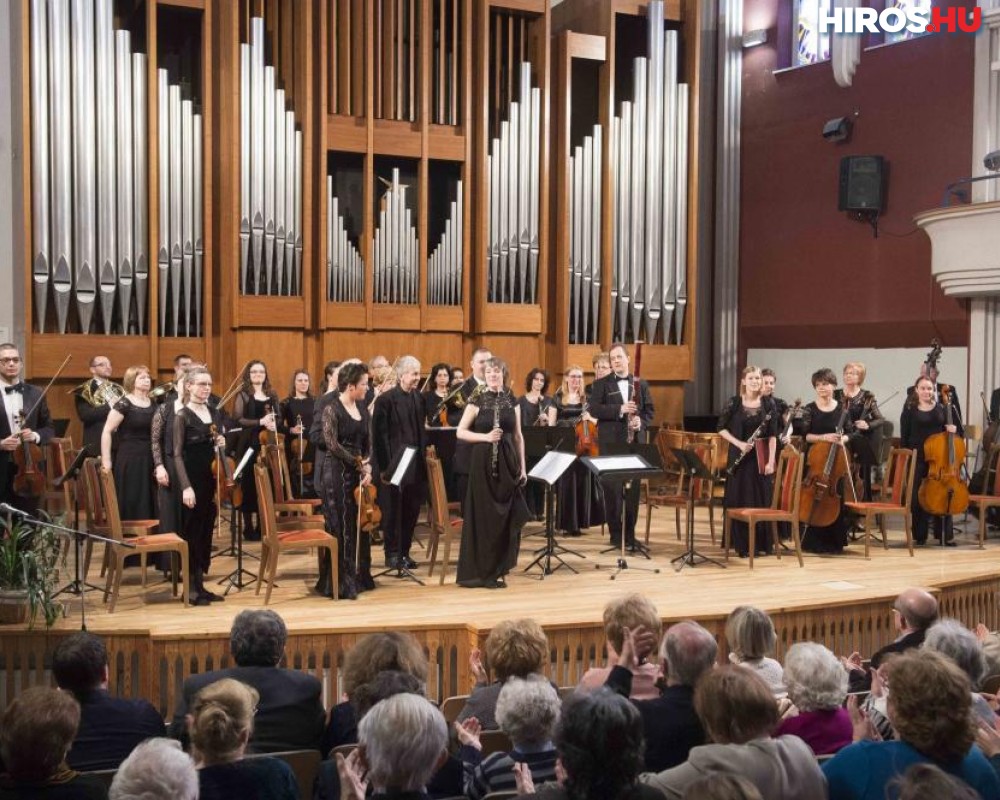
[0,512,64,628]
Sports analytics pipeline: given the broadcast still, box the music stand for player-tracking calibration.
[582,454,662,579]
[219,448,260,594]
[597,442,661,560]
[522,427,575,536]
[523,451,584,577]
[374,446,424,585]
[669,447,726,571]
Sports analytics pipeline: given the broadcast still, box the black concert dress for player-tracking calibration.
[552,394,600,535]
[233,392,279,537]
[797,403,852,554]
[280,395,316,498]
[456,390,530,588]
[173,407,220,587]
[837,388,886,501]
[719,396,777,557]
[111,398,158,521]
[424,390,461,501]
[901,403,963,544]
[319,399,373,599]
[151,401,183,536]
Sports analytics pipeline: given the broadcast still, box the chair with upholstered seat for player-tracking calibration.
[644,442,718,546]
[425,446,463,585]
[844,447,916,559]
[724,447,804,570]
[967,445,1000,548]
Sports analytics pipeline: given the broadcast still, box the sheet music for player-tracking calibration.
[390,446,418,486]
[588,455,649,472]
[528,451,576,485]
[233,447,255,480]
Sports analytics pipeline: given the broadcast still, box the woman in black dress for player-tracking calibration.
[424,362,461,428]
[319,362,374,600]
[519,367,555,519]
[100,365,158,520]
[553,366,598,536]
[901,375,963,545]
[455,357,530,589]
[795,367,853,554]
[280,369,315,498]
[152,369,185,537]
[719,366,777,558]
[173,367,226,605]
[837,361,886,501]
[233,361,279,540]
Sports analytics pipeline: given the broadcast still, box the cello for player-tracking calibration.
[917,385,969,516]
[799,403,852,528]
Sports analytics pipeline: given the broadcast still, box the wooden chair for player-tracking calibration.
[644,443,717,546]
[425,446,463,585]
[78,769,117,790]
[264,444,324,516]
[440,693,470,724]
[248,749,321,800]
[478,729,513,757]
[97,467,188,612]
[43,437,74,517]
[844,447,916,559]
[968,445,1000,548]
[724,447,805,570]
[254,463,338,603]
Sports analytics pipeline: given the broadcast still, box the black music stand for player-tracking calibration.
[669,447,726,571]
[374,446,424,585]
[583,454,662,579]
[597,442,661,560]
[52,447,104,597]
[522,427,575,535]
[523,450,584,577]
[219,450,260,594]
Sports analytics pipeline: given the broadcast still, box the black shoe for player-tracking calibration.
[402,555,418,569]
[189,594,210,607]
[200,590,225,603]
[944,540,957,547]
[385,555,401,569]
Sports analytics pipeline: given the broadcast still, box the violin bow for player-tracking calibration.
[216,360,254,409]
[21,353,73,422]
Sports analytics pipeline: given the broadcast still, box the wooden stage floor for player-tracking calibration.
[51,509,1000,639]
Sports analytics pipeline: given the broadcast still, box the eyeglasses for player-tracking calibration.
[0,357,22,364]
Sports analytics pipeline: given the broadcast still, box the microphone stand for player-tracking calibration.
[51,447,103,596]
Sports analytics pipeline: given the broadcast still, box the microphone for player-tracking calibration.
[0,503,31,518]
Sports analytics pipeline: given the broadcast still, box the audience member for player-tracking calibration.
[188,678,297,800]
[724,606,785,696]
[774,642,851,755]
[456,675,560,799]
[0,686,108,800]
[514,686,663,800]
[639,666,826,799]
[606,621,715,772]
[892,763,980,800]
[458,618,551,730]
[323,631,429,753]
[679,773,764,800]
[336,694,449,800]
[845,587,938,692]
[171,610,324,753]
[823,651,1000,800]
[109,738,198,800]
[923,618,997,725]
[52,632,166,771]
[577,594,664,700]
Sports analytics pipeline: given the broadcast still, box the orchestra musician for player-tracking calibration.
[73,355,117,456]
[836,362,886,501]
[455,357,529,589]
[154,354,194,405]
[365,355,392,409]
[172,366,226,605]
[372,356,427,571]
[519,368,555,519]
[0,343,54,514]
[908,361,963,424]
[232,361,280,541]
[100,366,158,524]
[586,351,612,396]
[452,347,492,513]
[718,366,777,558]
[553,366,597,537]
[423,363,458,428]
[588,343,654,551]
[280,369,316,498]
[152,365,191,539]
[901,375,964,546]
[318,361,374,599]
[310,359,348,503]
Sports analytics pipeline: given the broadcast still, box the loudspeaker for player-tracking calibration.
[839,156,885,212]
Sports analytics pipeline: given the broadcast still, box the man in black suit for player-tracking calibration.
[587,342,654,549]
[606,621,715,773]
[452,346,491,512]
[170,609,325,753]
[73,354,115,456]
[0,343,55,513]
[373,355,427,570]
[52,632,166,771]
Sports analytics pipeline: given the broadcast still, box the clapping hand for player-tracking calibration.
[470,648,488,684]
[454,717,482,751]
[335,749,368,800]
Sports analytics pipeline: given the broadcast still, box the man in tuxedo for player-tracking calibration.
[588,343,654,549]
[452,346,491,511]
[0,343,55,513]
[170,609,324,753]
[373,356,427,571]
[73,355,115,456]
[53,632,166,771]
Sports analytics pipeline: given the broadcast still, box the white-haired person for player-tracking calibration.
[336,693,450,800]
[923,619,997,726]
[109,738,198,800]
[456,674,560,799]
[187,678,297,800]
[773,642,851,755]
[724,606,785,697]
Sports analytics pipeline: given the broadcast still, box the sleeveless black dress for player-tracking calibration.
[111,397,157,521]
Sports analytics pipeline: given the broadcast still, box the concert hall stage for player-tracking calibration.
[3,511,1000,719]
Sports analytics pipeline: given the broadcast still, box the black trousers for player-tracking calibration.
[604,477,641,545]
[382,482,425,558]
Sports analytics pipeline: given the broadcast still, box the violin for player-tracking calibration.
[575,405,599,457]
[290,414,313,476]
[353,456,381,531]
[799,404,852,528]
[258,402,285,447]
[211,423,242,507]
[918,385,969,516]
[12,411,45,499]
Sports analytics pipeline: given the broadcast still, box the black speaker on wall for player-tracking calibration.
[838,155,885,212]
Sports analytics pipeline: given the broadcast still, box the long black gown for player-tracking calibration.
[151,401,183,536]
[319,399,373,599]
[719,396,777,557]
[280,395,316,498]
[111,397,157,520]
[837,388,885,501]
[553,394,600,535]
[233,391,279,537]
[518,394,552,518]
[456,391,530,588]
[796,402,852,554]
[901,403,962,544]
[173,407,220,591]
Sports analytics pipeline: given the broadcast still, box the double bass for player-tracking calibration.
[799,403,852,528]
[917,386,969,516]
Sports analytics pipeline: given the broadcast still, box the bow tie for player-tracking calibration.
[4,383,24,395]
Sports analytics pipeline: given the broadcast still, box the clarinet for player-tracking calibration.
[491,393,502,478]
[726,412,773,476]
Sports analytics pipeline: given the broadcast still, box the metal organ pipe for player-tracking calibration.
[428,179,463,306]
